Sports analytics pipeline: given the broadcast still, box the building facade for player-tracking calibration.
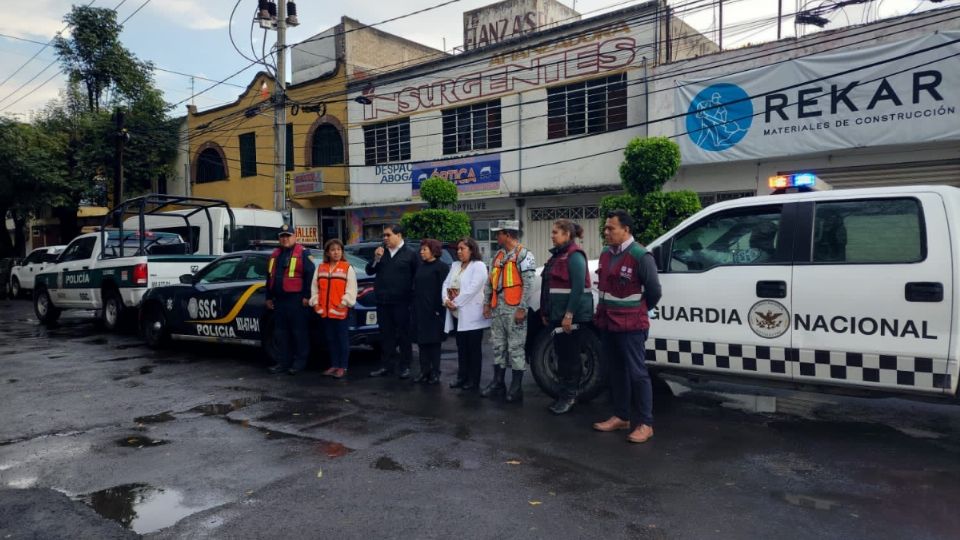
[344,0,714,262]
[185,17,443,243]
[652,7,960,202]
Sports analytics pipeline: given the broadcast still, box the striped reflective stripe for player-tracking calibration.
[601,292,643,302]
[288,257,297,278]
[549,288,572,294]
[268,258,275,274]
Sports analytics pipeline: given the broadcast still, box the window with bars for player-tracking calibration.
[530,206,601,221]
[238,132,257,178]
[442,100,502,155]
[547,73,627,140]
[363,118,411,165]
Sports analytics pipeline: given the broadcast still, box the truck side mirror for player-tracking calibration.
[179,273,195,285]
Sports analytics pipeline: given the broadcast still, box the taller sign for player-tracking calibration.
[676,32,960,164]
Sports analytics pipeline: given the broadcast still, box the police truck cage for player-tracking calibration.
[102,194,236,258]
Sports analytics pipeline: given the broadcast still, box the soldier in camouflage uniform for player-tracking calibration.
[481,220,536,403]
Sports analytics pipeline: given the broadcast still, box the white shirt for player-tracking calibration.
[388,239,405,258]
[614,236,635,254]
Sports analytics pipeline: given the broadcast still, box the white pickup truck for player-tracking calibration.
[528,181,960,403]
[32,195,233,331]
[33,229,216,330]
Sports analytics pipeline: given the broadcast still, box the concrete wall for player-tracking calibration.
[463,0,581,52]
[346,9,658,207]
[343,17,446,81]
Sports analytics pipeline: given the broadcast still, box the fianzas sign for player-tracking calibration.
[676,32,960,164]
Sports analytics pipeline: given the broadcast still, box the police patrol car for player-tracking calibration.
[528,176,960,402]
[138,250,379,361]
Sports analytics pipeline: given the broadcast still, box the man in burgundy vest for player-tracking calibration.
[266,225,315,375]
[592,210,662,443]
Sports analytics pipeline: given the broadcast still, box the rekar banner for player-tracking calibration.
[676,32,960,164]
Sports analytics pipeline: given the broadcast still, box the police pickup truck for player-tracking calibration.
[33,195,232,331]
[528,179,960,403]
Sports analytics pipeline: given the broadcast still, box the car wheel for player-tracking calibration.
[529,326,606,402]
[34,287,61,326]
[102,289,125,332]
[141,303,169,348]
[11,277,21,299]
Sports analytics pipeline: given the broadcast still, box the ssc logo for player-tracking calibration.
[686,83,753,152]
[187,298,199,319]
[749,300,789,339]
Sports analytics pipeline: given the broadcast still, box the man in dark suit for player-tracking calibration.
[366,223,418,379]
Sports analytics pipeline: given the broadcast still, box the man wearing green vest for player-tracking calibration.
[592,210,662,443]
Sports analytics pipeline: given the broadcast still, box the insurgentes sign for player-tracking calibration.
[412,155,501,198]
[676,32,960,164]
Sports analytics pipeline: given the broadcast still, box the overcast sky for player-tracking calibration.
[0,0,955,119]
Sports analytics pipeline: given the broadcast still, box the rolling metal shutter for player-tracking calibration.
[783,159,960,189]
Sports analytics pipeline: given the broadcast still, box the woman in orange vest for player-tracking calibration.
[310,239,358,379]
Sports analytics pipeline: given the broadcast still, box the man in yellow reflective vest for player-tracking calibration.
[265,225,315,375]
[482,220,536,403]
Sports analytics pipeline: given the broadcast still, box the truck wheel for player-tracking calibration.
[34,287,61,326]
[141,303,169,348]
[102,289,125,332]
[11,277,21,299]
[529,326,606,403]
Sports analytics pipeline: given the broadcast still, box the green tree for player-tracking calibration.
[0,120,68,256]
[600,136,701,244]
[401,177,471,242]
[54,5,153,113]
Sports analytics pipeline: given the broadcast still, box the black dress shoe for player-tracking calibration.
[427,373,440,385]
[369,367,391,377]
[287,368,301,375]
[267,365,286,374]
[398,368,411,380]
[549,398,576,415]
[449,379,467,389]
[411,372,428,383]
[460,381,479,391]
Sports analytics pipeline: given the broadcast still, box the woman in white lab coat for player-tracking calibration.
[442,237,491,391]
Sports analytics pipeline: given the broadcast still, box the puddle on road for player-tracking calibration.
[138,366,154,375]
[189,396,272,416]
[454,424,471,441]
[373,456,404,471]
[134,412,176,424]
[77,483,205,535]
[319,442,350,458]
[115,435,169,448]
[84,338,108,345]
[7,379,18,384]
[778,492,841,511]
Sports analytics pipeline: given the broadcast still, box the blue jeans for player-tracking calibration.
[603,329,653,426]
[324,316,351,369]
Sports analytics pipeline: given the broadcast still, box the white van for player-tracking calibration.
[124,207,283,255]
[528,180,960,403]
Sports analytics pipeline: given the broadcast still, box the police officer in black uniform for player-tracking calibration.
[266,225,315,375]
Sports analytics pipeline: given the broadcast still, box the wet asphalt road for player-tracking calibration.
[1,298,960,539]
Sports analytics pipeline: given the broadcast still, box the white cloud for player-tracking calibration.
[147,0,229,30]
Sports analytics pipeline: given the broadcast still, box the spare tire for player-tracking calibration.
[529,325,606,402]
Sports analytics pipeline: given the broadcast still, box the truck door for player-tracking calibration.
[649,203,798,382]
[56,236,97,307]
[791,194,952,396]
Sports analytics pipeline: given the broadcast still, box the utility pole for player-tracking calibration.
[112,109,126,212]
[718,0,723,51]
[273,1,288,213]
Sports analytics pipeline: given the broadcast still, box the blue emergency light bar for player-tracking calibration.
[769,173,818,190]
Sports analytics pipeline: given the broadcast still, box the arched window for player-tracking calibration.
[311,124,344,166]
[197,147,227,183]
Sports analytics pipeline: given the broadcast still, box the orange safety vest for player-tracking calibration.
[315,260,351,319]
[489,245,526,309]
